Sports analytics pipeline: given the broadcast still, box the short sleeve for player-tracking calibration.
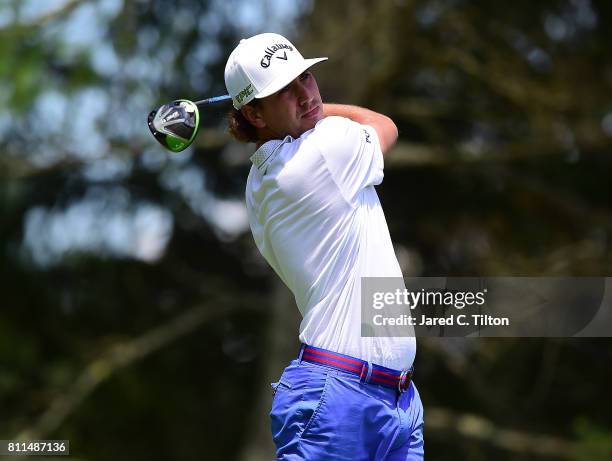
[311,116,384,203]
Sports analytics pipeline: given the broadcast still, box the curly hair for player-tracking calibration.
[227,100,261,144]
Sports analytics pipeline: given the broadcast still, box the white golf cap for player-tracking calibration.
[224,33,327,109]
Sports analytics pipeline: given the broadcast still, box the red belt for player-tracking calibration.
[299,344,413,393]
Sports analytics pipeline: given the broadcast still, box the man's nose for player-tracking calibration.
[295,81,311,105]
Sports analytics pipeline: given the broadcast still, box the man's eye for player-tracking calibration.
[300,72,311,80]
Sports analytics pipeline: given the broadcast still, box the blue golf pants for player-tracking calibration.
[270,359,424,460]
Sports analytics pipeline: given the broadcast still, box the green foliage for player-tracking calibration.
[574,419,612,461]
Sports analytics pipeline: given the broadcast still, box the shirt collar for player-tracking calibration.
[249,136,293,172]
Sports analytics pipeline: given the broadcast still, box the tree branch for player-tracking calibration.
[426,406,576,458]
[0,0,86,33]
[11,302,244,444]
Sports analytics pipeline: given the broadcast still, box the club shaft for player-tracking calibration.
[194,94,232,106]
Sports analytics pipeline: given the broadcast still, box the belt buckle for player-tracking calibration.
[398,368,412,393]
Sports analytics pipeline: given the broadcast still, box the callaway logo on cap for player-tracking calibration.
[224,33,327,109]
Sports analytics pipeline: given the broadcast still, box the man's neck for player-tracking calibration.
[255,131,282,149]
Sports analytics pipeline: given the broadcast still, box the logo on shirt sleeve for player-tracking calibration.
[363,128,371,143]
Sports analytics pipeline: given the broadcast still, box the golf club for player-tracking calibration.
[147,94,232,153]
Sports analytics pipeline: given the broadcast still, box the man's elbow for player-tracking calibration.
[387,116,399,146]
[380,116,398,155]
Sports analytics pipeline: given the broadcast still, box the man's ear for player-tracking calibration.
[240,104,266,129]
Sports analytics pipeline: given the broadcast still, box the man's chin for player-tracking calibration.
[304,110,324,129]
[300,118,320,135]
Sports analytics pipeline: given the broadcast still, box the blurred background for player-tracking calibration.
[1,0,611,460]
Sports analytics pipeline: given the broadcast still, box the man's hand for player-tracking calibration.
[322,104,398,156]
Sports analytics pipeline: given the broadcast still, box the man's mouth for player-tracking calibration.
[301,105,320,119]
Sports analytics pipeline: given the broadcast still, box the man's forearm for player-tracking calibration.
[322,103,398,155]
[323,103,384,126]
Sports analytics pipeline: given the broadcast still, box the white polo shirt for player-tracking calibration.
[245,116,416,370]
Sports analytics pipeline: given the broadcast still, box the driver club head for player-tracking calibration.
[147,99,200,153]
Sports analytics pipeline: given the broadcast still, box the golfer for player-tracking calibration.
[224,33,424,460]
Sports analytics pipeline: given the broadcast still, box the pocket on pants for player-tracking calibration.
[270,372,329,453]
[270,378,292,400]
[298,375,330,440]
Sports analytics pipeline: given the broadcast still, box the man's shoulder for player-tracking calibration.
[303,116,370,157]
[302,116,362,149]
[313,115,355,133]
